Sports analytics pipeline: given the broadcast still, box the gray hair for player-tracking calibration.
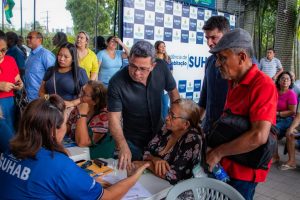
[129,40,156,63]
[230,47,254,58]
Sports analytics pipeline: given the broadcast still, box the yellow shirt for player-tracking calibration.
[79,48,99,78]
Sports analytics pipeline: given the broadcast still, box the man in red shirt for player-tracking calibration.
[206,28,277,200]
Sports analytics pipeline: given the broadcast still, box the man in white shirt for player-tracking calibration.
[259,48,283,80]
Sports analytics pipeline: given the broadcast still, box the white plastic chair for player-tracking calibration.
[166,177,245,200]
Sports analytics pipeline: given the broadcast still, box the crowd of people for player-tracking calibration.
[0,15,299,200]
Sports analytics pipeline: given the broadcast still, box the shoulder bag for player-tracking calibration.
[207,109,278,169]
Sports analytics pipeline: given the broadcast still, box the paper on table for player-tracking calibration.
[102,173,152,199]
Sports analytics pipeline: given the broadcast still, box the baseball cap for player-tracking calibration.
[209,28,253,54]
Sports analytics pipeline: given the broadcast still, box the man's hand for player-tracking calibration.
[13,80,23,91]
[0,82,15,92]
[118,144,132,170]
[206,148,223,172]
[152,159,170,178]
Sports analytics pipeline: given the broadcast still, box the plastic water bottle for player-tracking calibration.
[192,164,207,178]
[212,164,230,182]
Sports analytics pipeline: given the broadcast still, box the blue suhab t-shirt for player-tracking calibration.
[0,148,103,200]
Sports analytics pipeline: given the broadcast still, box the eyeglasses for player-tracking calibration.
[167,110,187,121]
[280,77,291,81]
[129,63,152,73]
[0,48,7,54]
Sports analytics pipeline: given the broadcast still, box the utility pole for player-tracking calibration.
[33,0,36,30]
[46,11,49,33]
[41,11,50,34]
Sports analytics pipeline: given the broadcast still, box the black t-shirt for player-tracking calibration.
[108,58,177,148]
[43,67,88,101]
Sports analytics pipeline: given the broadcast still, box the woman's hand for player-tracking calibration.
[152,159,170,178]
[0,81,15,92]
[77,102,90,114]
[127,162,150,178]
[114,37,123,45]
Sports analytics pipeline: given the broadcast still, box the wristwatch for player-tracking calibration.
[77,114,88,119]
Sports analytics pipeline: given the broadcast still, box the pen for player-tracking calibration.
[93,169,111,178]
[125,194,139,199]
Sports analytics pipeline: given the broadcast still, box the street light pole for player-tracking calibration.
[33,0,36,30]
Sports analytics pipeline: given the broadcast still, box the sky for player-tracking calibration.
[7,0,73,32]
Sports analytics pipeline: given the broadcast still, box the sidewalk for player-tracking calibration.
[254,141,300,200]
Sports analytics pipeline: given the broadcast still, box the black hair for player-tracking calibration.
[54,42,81,96]
[275,71,294,89]
[53,32,67,47]
[94,35,106,52]
[267,48,275,53]
[202,16,230,33]
[6,31,18,46]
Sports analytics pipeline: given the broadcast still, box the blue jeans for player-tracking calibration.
[0,97,15,133]
[0,97,16,152]
[0,118,14,152]
[276,117,293,139]
[228,179,257,200]
[161,93,169,121]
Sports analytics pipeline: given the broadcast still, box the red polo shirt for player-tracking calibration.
[0,55,19,98]
[220,64,277,182]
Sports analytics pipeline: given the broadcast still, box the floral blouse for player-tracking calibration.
[67,107,108,145]
[145,128,202,185]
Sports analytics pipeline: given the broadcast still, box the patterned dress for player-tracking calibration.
[145,128,202,185]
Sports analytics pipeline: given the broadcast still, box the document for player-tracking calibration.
[102,173,152,199]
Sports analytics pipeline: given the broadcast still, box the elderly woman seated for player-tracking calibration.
[133,99,203,185]
[67,80,114,159]
[0,95,148,199]
[273,71,297,163]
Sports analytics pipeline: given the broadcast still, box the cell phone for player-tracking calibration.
[14,81,20,86]
[94,159,108,168]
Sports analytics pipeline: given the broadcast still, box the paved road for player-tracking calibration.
[255,141,300,200]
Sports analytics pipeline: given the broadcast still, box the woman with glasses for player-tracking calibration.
[67,80,115,159]
[39,42,88,109]
[133,99,203,184]
[272,71,297,164]
[0,94,149,199]
[76,31,99,80]
[97,36,129,86]
[0,34,23,151]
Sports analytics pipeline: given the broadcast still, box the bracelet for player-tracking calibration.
[77,114,88,119]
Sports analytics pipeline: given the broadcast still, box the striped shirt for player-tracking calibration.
[259,57,282,78]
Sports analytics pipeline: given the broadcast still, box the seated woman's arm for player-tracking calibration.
[278,104,296,118]
[75,103,92,147]
[100,163,149,200]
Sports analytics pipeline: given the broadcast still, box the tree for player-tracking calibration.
[66,0,115,39]
[246,0,278,59]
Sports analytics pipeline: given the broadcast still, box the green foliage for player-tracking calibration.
[66,0,115,39]
[248,0,278,59]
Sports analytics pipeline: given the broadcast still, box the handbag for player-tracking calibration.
[14,88,29,114]
[207,109,278,169]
